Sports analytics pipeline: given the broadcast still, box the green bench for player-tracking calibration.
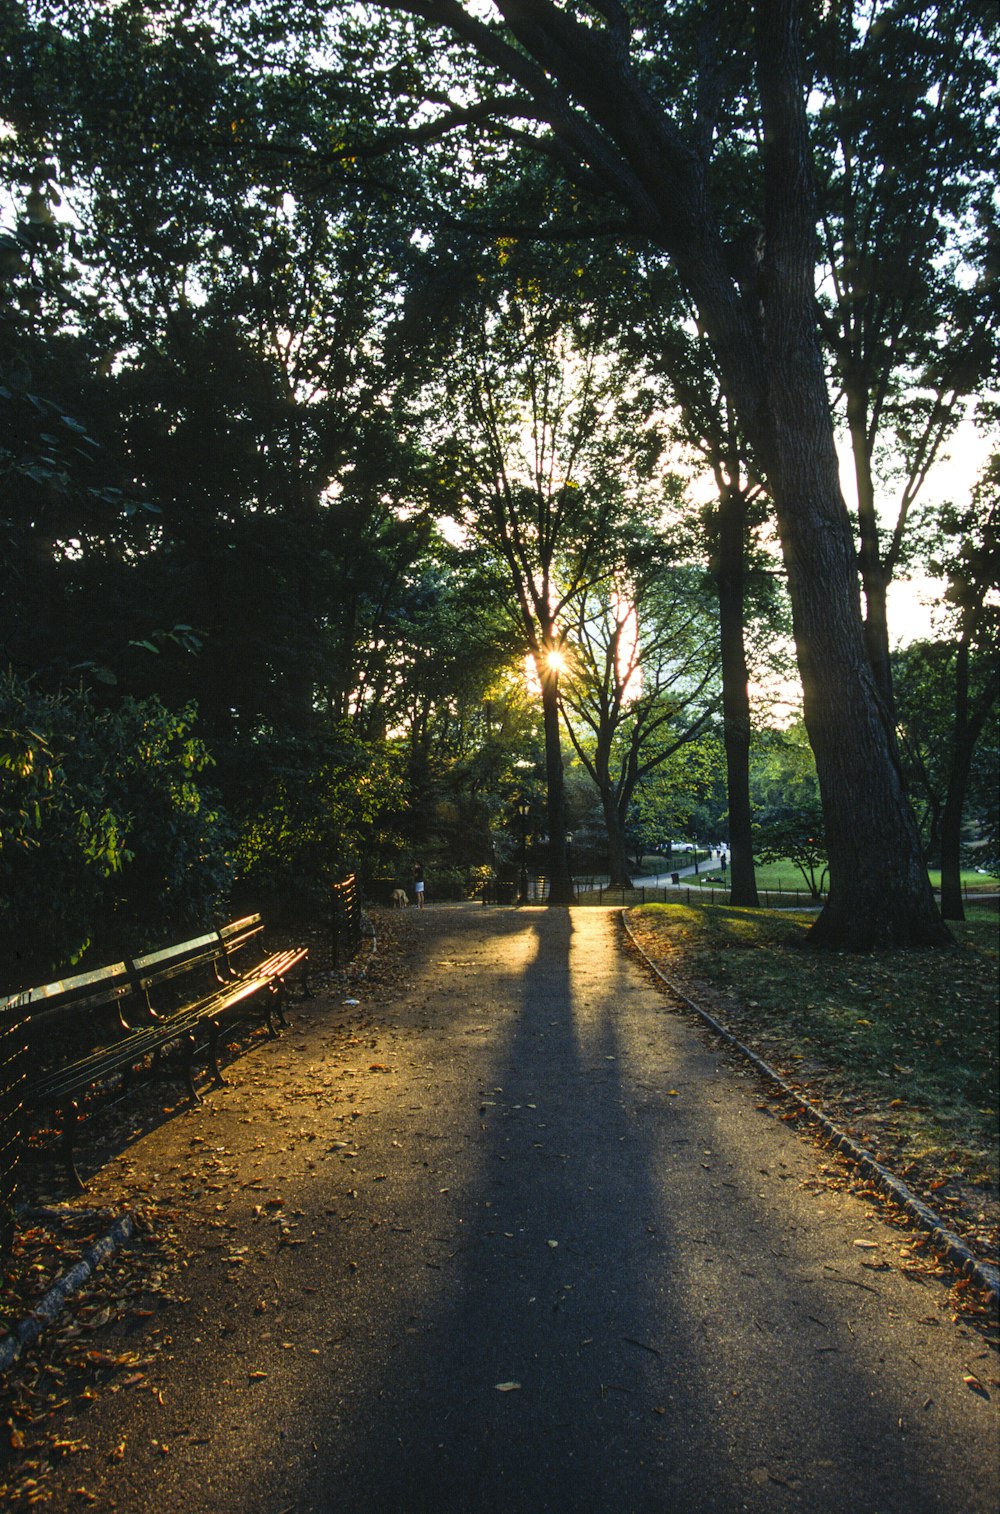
[2,914,308,1190]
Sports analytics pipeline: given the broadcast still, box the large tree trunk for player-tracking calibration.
[601,785,633,890]
[714,486,760,908]
[540,665,574,905]
[734,0,950,948]
[845,385,896,715]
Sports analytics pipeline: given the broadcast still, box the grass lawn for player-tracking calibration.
[927,868,997,893]
[626,901,999,1259]
[686,857,820,892]
[683,859,998,897]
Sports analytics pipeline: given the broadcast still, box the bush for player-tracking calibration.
[0,672,230,985]
[232,724,406,917]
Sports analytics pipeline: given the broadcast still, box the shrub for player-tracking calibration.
[0,672,230,985]
[231,724,406,917]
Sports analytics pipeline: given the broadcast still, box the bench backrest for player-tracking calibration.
[0,914,268,1054]
[130,930,227,1017]
[217,913,265,963]
[1,961,136,1036]
[129,915,265,1015]
[0,963,138,1090]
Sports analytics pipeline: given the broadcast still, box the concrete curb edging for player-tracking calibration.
[620,909,1000,1308]
[0,1212,136,1373]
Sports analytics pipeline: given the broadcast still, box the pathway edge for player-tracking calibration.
[0,1212,136,1373]
[619,908,999,1308]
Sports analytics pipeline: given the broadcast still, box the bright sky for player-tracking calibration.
[836,415,993,648]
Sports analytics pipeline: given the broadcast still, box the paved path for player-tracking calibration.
[33,907,1000,1512]
[634,858,712,887]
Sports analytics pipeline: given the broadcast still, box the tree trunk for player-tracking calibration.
[939,638,977,922]
[938,765,968,922]
[602,786,633,890]
[714,487,760,907]
[745,0,951,949]
[846,385,896,716]
[540,664,574,905]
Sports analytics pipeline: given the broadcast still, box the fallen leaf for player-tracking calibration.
[495,1382,521,1392]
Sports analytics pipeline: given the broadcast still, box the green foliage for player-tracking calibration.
[232,724,406,914]
[627,734,726,854]
[747,722,828,896]
[749,721,821,815]
[0,673,229,985]
[753,809,829,900]
[894,638,999,864]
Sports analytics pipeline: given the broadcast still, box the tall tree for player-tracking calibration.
[897,461,1000,920]
[559,538,720,888]
[630,294,772,907]
[812,0,999,713]
[334,0,953,946]
[440,276,661,904]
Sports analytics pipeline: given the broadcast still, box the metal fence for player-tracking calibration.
[573,882,827,908]
[0,992,28,1254]
[331,873,363,966]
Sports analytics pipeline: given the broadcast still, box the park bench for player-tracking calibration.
[2,914,308,1190]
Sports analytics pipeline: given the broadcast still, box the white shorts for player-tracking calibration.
[415,881,425,895]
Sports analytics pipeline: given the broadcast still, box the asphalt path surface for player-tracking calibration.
[33,905,1000,1512]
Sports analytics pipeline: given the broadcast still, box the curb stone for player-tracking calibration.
[0,1212,136,1373]
[620,909,1000,1309]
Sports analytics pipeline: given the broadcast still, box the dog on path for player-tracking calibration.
[391,888,409,909]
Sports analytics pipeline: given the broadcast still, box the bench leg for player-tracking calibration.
[182,1033,202,1106]
[207,1021,226,1087]
[263,983,280,1038]
[273,979,288,1030]
[60,1101,85,1193]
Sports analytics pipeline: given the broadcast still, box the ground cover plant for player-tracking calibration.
[626,902,999,1262]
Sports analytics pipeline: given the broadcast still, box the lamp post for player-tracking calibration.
[518,801,530,904]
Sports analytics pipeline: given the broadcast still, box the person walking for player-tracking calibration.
[413,860,425,909]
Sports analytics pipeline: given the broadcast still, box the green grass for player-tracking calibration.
[683,859,999,896]
[927,868,997,893]
[627,902,999,1212]
[684,857,815,892]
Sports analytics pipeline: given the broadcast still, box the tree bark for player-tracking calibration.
[540,664,574,905]
[713,486,759,908]
[741,0,950,948]
[845,384,896,716]
[601,784,633,890]
[939,638,998,921]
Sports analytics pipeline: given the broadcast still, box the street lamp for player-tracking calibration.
[517,801,530,904]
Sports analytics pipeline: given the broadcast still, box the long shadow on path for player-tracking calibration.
[290,908,991,1514]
